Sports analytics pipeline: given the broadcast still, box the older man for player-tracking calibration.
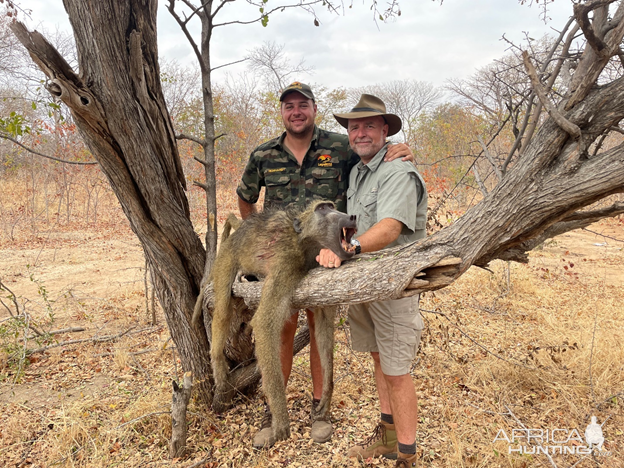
[317,94,427,467]
[237,83,414,449]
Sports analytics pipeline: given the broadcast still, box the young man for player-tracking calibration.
[236,83,414,449]
[317,94,428,467]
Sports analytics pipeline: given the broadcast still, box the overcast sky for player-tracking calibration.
[21,0,574,90]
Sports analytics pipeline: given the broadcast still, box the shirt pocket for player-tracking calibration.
[360,192,378,221]
[311,168,339,201]
[265,172,291,203]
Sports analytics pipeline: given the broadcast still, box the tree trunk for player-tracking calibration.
[10,1,214,402]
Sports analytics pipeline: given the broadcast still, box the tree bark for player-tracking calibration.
[10,1,214,402]
[170,372,193,458]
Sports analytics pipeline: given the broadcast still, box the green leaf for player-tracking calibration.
[31,101,37,110]
[261,15,269,27]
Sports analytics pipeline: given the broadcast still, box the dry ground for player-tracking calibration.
[0,219,623,468]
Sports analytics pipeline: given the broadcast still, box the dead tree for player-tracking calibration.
[10,0,624,407]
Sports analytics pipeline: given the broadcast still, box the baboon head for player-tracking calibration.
[295,200,357,261]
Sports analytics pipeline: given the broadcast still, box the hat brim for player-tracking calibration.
[333,111,402,136]
[280,89,315,102]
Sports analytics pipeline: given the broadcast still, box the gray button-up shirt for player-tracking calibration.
[347,145,427,247]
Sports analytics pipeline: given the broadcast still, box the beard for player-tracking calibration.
[352,140,384,161]
[284,118,314,136]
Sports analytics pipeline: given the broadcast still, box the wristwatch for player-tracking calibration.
[350,238,361,255]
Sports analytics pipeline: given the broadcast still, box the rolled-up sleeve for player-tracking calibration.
[236,153,262,204]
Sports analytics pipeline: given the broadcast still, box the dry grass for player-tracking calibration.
[1,230,622,467]
[1,163,622,466]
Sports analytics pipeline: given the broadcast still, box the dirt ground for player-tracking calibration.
[0,220,623,467]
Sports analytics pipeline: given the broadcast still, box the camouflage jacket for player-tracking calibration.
[236,126,358,213]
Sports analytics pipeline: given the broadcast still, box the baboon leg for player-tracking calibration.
[311,306,335,421]
[210,250,238,412]
[251,280,295,443]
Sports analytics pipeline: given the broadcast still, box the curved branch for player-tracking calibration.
[573,0,614,58]
[0,133,98,165]
[523,51,581,139]
[213,1,324,27]
[176,132,207,147]
[167,0,207,74]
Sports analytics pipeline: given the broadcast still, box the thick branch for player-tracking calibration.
[523,51,581,139]
[573,0,614,58]
[497,203,624,262]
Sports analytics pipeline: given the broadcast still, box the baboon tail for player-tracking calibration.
[221,213,242,244]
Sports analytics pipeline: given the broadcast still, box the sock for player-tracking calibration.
[380,412,394,424]
[398,441,417,455]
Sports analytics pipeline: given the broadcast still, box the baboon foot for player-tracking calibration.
[272,423,291,442]
[212,387,234,413]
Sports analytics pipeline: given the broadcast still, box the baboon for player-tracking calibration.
[209,200,357,446]
[192,213,242,329]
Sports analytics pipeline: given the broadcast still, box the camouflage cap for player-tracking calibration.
[279,82,315,102]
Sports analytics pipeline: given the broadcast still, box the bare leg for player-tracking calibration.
[371,352,392,415]
[372,352,418,444]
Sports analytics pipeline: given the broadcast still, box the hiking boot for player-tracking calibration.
[347,421,397,459]
[311,418,333,443]
[252,406,274,449]
[311,399,333,443]
[395,451,419,467]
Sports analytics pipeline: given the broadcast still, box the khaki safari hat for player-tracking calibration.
[333,94,402,136]
[280,82,315,102]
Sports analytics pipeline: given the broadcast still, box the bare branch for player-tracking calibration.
[471,163,489,197]
[0,133,98,165]
[211,57,248,72]
[28,326,158,354]
[573,0,615,58]
[167,0,206,74]
[193,156,208,166]
[175,132,206,147]
[520,18,579,154]
[522,51,581,139]
[476,135,503,182]
[211,0,235,20]
[193,180,209,191]
[497,203,624,263]
[213,1,324,28]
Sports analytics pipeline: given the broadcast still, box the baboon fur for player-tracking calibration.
[209,200,357,445]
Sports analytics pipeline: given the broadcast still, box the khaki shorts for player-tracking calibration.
[348,295,423,376]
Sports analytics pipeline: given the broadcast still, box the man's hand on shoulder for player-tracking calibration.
[385,143,414,163]
[316,248,342,268]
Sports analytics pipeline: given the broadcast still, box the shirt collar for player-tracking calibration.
[358,144,389,172]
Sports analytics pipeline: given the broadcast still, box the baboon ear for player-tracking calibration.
[293,218,303,233]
